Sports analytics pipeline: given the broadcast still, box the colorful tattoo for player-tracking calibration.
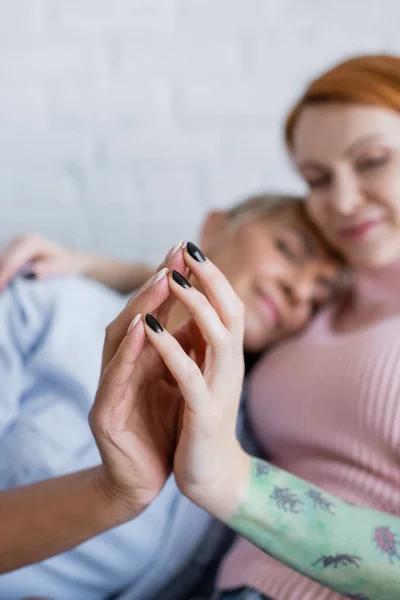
[306,489,335,515]
[311,554,362,569]
[270,485,304,513]
[373,526,400,564]
[227,457,400,598]
[255,460,276,477]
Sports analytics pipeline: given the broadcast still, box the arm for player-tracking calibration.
[0,466,138,574]
[0,234,153,293]
[0,280,140,572]
[219,455,398,600]
[77,251,154,293]
[140,246,400,600]
[0,244,187,574]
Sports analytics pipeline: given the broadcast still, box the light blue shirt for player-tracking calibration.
[0,276,223,600]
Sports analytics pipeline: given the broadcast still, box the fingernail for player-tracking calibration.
[145,314,164,333]
[127,313,142,335]
[165,241,183,262]
[143,267,169,291]
[186,241,206,263]
[172,270,191,289]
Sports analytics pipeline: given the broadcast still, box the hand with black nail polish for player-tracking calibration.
[140,244,247,520]
[186,241,206,263]
[89,242,192,516]
[91,239,245,522]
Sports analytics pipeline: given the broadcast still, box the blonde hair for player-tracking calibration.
[228,192,345,264]
[227,192,305,225]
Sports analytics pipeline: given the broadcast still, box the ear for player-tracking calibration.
[200,210,229,248]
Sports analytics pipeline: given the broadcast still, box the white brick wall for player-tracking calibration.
[0,0,400,264]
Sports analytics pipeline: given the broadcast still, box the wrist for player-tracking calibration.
[191,446,251,523]
[90,466,147,527]
[75,251,97,278]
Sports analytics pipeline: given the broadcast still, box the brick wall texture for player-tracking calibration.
[0,0,399,263]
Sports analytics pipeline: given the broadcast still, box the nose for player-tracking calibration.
[280,268,314,307]
[329,170,362,216]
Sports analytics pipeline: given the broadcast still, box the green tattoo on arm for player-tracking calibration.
[228,457,400,600]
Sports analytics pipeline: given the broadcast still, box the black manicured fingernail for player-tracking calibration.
[145,314,164,333]
[23,272,36,280]
[172,270,191,289]
[186,241,206,263]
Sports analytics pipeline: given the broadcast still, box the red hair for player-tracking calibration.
[285,54,400,149]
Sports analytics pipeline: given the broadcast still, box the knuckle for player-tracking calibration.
[18,233,38,245]
[16,233,29,243]
[90,380,123,435]
[88,406,96,429]
[89,405,112,441]
[228,297,245,330]
[104,321,117,343]
[14,234,28,247]
[182,360,201,383]
[88,405,100,434]
[208,268,225,286]
[217,329,233,350]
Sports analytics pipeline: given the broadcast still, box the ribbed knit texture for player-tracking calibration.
[218,263,400,599]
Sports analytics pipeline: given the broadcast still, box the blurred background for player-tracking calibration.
[0,0,399,263]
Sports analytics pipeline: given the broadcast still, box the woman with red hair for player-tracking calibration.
[64,53,398,600]
[1,54,400,600]
[173,54,400,600]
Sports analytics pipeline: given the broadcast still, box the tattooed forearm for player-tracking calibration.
[311,554,362,569]
[227,456,400,599]
[255,459,277,477]
[270,486,303,514]
[373,526,400,564]
[306,489,335,515]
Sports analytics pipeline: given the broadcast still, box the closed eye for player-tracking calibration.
[275,238,298,261]
[306,173,331,189]
[356,156,388,172]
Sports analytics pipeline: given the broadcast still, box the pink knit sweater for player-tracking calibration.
[217,263,400,599]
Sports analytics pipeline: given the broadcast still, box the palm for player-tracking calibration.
[99,320,205,505]
[128,352,184,489]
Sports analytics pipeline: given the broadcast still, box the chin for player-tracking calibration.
[243,330,274,353]
[243,313,279,352]
[347,244,400,270]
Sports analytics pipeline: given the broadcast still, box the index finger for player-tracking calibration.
[183,242,245,341]
[101,244,188,373]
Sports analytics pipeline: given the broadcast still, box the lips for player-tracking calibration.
[340,219,382,240]
[255,286,283,327]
